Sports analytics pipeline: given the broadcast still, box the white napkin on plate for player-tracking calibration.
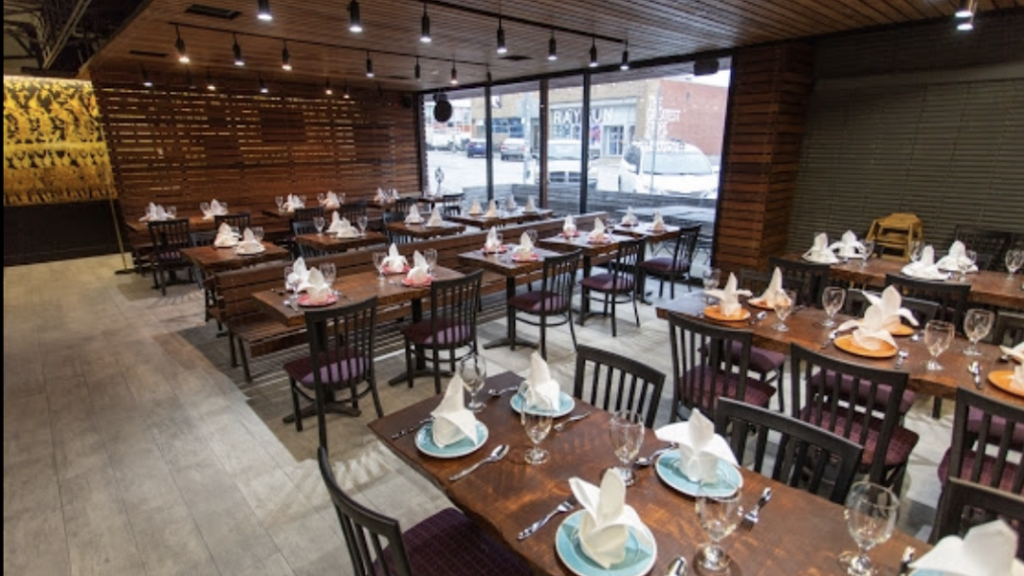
[910,520,1024,576]
[484,228,502,252]
[382,244,407,273]
[901,245,948,280]
[524,196,537,213]
[651,211,665,232]
[803,233,839,263]
[214,222,238,247]
[936,240,979,273]
[290,257,312,291]
[622,207,639,226]
[568,470,653,570]
[304,268,332,304]
[563,215,578,236]
[426,207,444,228]
[469,198,483,215]
[236,228,262,253]
[516,232,535,259]
[522,352,561,411]
[837,304,897,351]
[330,214,357,238]
[705,273,752,317]
[484,199,498,219]
[655,409,738,483]
[282,194,304,212]
[828,230,865,258]
[327,211,343,233]
[140,202,168,221]
[862,286,919,331]
[757,267,786,307]
[322,191,340,209]
[589,219,608,243]
[405,204,423,224]
[405,251,430,285]
[430,375,479,447]
[1001,341,1024,364]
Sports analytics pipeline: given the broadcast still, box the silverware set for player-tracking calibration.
[488,385,519,397]
[517,496,577,540]
[894,349,910,369]
[820,331,838,349]
[391,418,431,439]
[740,487,772,531]
[635,443,677,468]
[449,444,508,481]
[749,311,768,326]
[553,411,592,432]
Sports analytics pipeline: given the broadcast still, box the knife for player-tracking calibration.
[898,546,915,575]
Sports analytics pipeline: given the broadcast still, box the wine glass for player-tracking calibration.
[923,320,954,371]
[313,216,326,236]
[962,308,994,356]
[458,353,487,413]
[860,240,875,268]
[908,240,923,263]
[284,266,300,306]
[837,481,898,576]
[1005,248,1023,278]
[317,192,326,205]
[526,229,538,246]
[695,474,743,573]
[321,263,337,295]
[220,202,228,214]
[958,249,977,282]
[772,289,796,332]
[252,226,265,242]
[298,195,307,207]
[372,252,386,282]
[702,268,722,304]
[521,409,552,465]
[339,192,346,205]
[166,206,177,218]
[199,201,211,215]
[275,196,284,212]
[608,410,644,487]
[821,287,846,328]
[357,215,368,236]
[424,249,438,276]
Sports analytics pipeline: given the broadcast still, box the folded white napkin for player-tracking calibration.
[523,352,560,411]
[426,207,443,228]
[304,268,333,304]
[655,409,738,483]
[405,204,423,224]
[516,232,535,258]
[622,207,639,226]
[382,244,407,273]
[563,215,578,236]
[837,304,898,351]
[282,194,304,213]
[140,202,168,221]
[1001,341,1024,364]
[405,251,430,285]
[322,191,341,209]
[804,233,839,263]
[862,286,919,331]
[936,240,979,272]
[236,228,261,253]
[705,273,752,317]
[289,257,312,291]
[484,199,498,219]
[901,245,948,280]
[568,470,653,570]
[506,195,517,211]
[430,375,480,447]
[375,187,388,204]
[828,230,865,258]
[210,199,228,216]
[329,213,357,238]
[484,228,502,252]
[910,520,1024,576]
[327,211,343,233]
[651,211,665,232]
[214,222,238,247]
[589,219,608,243]
[469,198,483,216]
[524,196,537,213]
[757,268,786,307]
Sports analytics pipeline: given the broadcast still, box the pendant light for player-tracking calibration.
[175,26,189,63]
[589,38,598,68]
[620,41,630,71]
[343,81,350,99]
[957,12,975,31]
[257,0,272,21]
[233,34,245,66]
[185,66,196,90]
[420,4,432,43]
[547,30,557,61]
[259,75,269,94]
[206,68,217,91]
[955,0,975,18]
[366,52,374,78]
[348,0,363,33]
[281,41,292,70]
[496,17,507,54]
[325,79,333,95]
[140,65,153,88]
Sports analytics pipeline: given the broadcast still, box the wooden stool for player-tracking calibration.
[867,213,923,261]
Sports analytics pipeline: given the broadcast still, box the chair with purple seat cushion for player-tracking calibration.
[401,270,483,394]
[938,387,1024,496]
[283,296,381,449]
[580,238,645,337]
[317,447,533,576]
[931,478,1024,560]
[667,312,777,422]
[147,218,193,296]
[790,344,918,494]
[508,250,581,360]
[638,223,701,299]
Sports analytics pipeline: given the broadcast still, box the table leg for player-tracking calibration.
[386,298,455,385]
[483,276,538,350]
[576,256,594,325]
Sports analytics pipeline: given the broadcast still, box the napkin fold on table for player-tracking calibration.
[568,470,653,570]
[563,215,578,236]
[322,191,341,209]
[484,199,498,219]
[430,375,480,447]
[405,250,431,285]
[910,520,1024,576]
[282,194,304,213]
[139,202,168,221]
[862,286,920,331]
[704,272,752,317]
[330,213,358,238]
[524,196,537,213]
[828,230,866,258]
[304,268,333,304]
[214,222,239,247]
[936,240,979,273]
[622,207,639,226]
[803,233,839,263]
[1001,341,1024,364]
[522,351,561,411]
[382,244,408,273]
[655,409,738,483]
[516,232,535,259]
[588,219,608,243]
[375,188,388,205]
[756,267,787,307]
[289,257,312,291]
[469,198,483,216]
[837,304,898,351]
[405,204,423,224]
[236,228,262,253]
[651,211,665,232]
[484,228,503,252]
[426,207,444,227]
[901,245,948,280]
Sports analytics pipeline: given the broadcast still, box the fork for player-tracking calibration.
[517,497,576,540]
[740,487,772,531]
[820,331,837,349]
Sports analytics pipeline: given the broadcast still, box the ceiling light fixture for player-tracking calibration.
[348,0,363,33]
[206,68,217,91]
[420,4,432,43]
[259,75,269,93]
[620,41,630,70]
[343,81,350,99]
[366,51,374,77]
[281,41,292,70]
[257,0,272,21]
[496,17,507,54]
[450,59,458,85]
[548,30,557,61]
[955,0,975,18]
[415,57,421,81]
[175,26,189,63]
[233,34,245,66]
[957,12,975,31]
[589,38,598,67]
[325,79,333,95]
[140,65,153,88]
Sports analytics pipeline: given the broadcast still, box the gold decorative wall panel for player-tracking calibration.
[3,76,115,206]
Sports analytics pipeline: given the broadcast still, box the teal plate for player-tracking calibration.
[510,391,575,418]
[414,421,488,459]
[555,510,657,576]
[655,453,742,498]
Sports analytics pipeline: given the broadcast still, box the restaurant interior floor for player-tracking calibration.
[4,254,952,576]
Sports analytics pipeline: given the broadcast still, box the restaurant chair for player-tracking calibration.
[507,250,581,360]
[954,225,1011,272]
[190,230,221,326]
[992,311,1024,346]
[391,197,419,218]
[381,212,415,245]
[214,212,252,232]
[318,447,532,576]
[931,477,1024,560]
[767,256,832,308]
[714,398,863,504]
[337,199,368,222]
[291,221,325,259]
[441,194,462,217]
[572,344,666,427]
[283,296,382,450]
[789,344,919,494]
[147,218,193,296]
[401,270,483,394]
[637,223,701,299]
[666,313,776,422]
[580,238,645,337]
[938,387,1023,496]
[291,206,325,223]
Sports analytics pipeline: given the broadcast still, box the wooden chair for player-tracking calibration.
[391,197,419,218]
[214,212,252,232]
[283,297,382,449]
[441,194,462,217]
[638,223,701,299]
[190,230,220,324]
[714,398,863,504]
[401,271,483,394]
[939,387,1024,496]
[931,477,1024,560]
[789,344,919,493]
[382,212,415,245]
[954,225,1012,272]
[291,206,325,223]
[767,256,832,308]
[580,238,645,337]
[507,250,581,360]
[147,218,193,296]
[666,313,776,422]
[337,200,368,223]
[572,344,666,428]
[992,311,1024,346]
[291,221,325,259]
[317,447,532,576]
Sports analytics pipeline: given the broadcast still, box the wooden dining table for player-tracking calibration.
[386,220,466,239]
[180,242,290,274]
[368,371,925,576]
[295,231,386,253]
[448,208,554,229]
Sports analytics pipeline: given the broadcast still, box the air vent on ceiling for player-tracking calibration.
[130,49,169,58]
[499,54,531,62]
[185,4,241,20]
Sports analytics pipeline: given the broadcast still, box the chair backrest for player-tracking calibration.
[318,446,413,576]
[540,250,582,314]
[954,225,1012,272]
[714,398,863,504]
[767,256,831,308]
[304,296,378,390]
[392,197,419,217]
[843,289,940,326]
[427,270,483,350]
[883,273,971,331]
[671,224,702,265]
[292,206,325,223]
[738,268,805,303]
[148,218,192,251]
[214,212,252,231]
[993,311,1024,346]
[292,221,324,258]
[337,200,368,222]
[190,230,217,247]
[608,238,645,290]
[666,312,753,421]
[932,477,1024,559]
[948,387,1024,494]
[573,344,666,427]
[382,212,414,245]
[789,344,909,485]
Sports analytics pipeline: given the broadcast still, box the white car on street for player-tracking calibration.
[617,142,718,198]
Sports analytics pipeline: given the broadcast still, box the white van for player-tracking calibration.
[528,140,598,190]
[617,142,718,198]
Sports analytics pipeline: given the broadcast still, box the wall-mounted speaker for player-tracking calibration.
[694,58,720,76]
[433,99,452,122]
[401,95,413,109]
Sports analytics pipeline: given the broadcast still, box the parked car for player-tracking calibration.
[465,139,487,158]
[500,138,527,161]
[617,142,718,198]
[528,140,597,190]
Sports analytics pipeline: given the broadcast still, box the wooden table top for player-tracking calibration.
[125,215,214,234]
[386,220,466,238]
[180,242,290,273]
[780,253,1024,310]
[657,293,1023,406]
[448,209,554,229]
[295,231,386,253]
[539,232,633,258]
[612,223,683,243]
[252,266,463,328]
[458,247,562,276]
[368,371,925,576]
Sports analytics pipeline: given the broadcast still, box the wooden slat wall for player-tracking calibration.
[714,42,815,275]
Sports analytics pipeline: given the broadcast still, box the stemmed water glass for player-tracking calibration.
[908,240,923,263]
[526,229,538,246]
[860,240,875,268]
[695,474,743,574]
[166,206,177,218]
[702,268,722,304]
[837,481,898,576]
[424,249,438,277]
[339,192,346,205]
[275,196,284,212]
[284,266,300,306]
[773,289,796,332]
[357,215,368,236]
[521,408,552,465]
[923,320,954,370]
[1005,248,1024,278]
[372,252,386,282]
[252,226,265,242]
[958,249,977,282]
[821,287,846,328]
[962,308,994,356]
[317,192,326,205]
[458,353,487,413]
[313,216,326,236]
[200,201,211,215]
[608,410,644,487]
[320,263,337,296]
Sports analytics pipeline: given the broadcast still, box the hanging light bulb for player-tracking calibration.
[620,41,630,70]
[257,0,272,21]
[348,0,363,33]
[414,57,421,81]
[496,17,507,54]
[548,30,557,61]
[206,68,216,91]
[140,65,153,88]
[450,59,458,85]
[175,26,189,63]
[233,34,245,66]
[366,52,374,77]
[589,38,598,68]
[343,81,350,99]
[281,41,292,70]
[325,79,333,95]
[955,0,975,18]
[957,12,975,31]
[420,4,432,43]
[259,75,269,93]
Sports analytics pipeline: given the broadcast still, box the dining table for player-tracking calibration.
[180,241,290,274]
[125,214,219,234]
[295,231,386,253]
[539,231,635,323]
[386,220,466,239]
[368,370,926,576]
[448,208,554,229]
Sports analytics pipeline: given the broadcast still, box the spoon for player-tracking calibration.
[449,444,509,481]
[749,311,768,326]
[636,443,678,467]
[894,349,909,369]
[664,557,688,576]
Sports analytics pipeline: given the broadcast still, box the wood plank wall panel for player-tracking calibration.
[714,42,815,275]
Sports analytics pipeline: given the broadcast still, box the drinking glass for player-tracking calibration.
[284,266,300,306]
[458,353,487,413]
[837,481,898,576]
[313,216,326,235]
[252,226,265,242]
[200,201,210,214]
[695,474,743,573]
[958,249,977,282]
[772,289,796,332]
[702,268,722,304]
[522,409,552,465]
[166,206,177,218]
[320,263,337,294]
[821,287,846,328]
[526,229,538,246]
[608,410,644,487]
[908,240,923,263]
[220,202,228,213]
[424,249,438,276]
[275,196,284,211]
[1005,248,1023,278]
[317,192,326,204]
[357,215,368,236]
[923,320,954,371]
[339,192,346,205]
[372,252,386,282]
[860,240,875,268]
[962,308,994,356]
[298,195,307,206]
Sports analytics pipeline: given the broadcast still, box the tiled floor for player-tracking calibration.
[4,255,952,575]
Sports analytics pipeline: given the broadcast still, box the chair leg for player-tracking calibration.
[508,309,517,351]
[579,288,588,327]
[931,397,943,419]
[433,347,443,395]
[240,343,252,382]
[315,381,328,450]
[540,314,548,360]
[404,340,415,389]
[229,333,238,368]
[567,311,578,351]
[632,293,640,327]
[610,294,618,337]
[289,378,303,432]
[369,376,384,418]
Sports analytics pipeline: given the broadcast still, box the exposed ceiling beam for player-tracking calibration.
[42,0,93,69]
